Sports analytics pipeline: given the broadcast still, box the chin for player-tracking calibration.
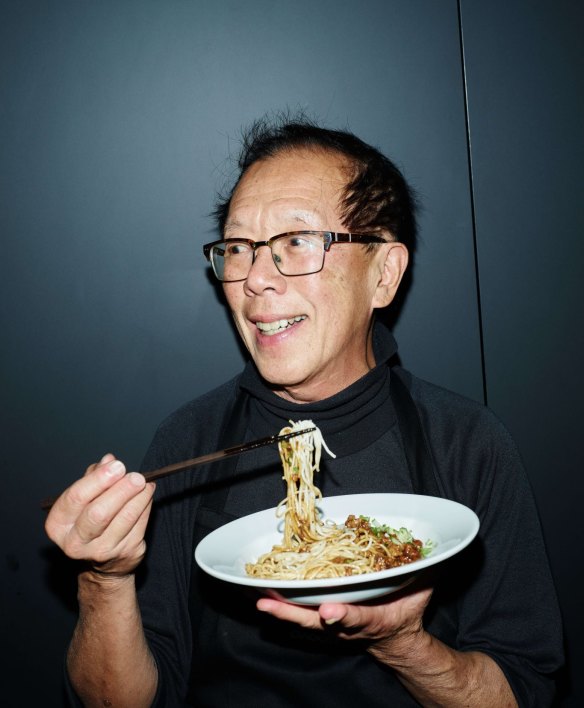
[255,362,307,389]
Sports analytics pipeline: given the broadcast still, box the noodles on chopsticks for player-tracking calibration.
[245,420,432,581]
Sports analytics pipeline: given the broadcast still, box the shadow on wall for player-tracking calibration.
[41,546,82,615]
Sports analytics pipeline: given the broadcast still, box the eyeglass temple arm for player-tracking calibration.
[324,232,388,250]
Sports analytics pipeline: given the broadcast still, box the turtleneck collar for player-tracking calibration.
[239,322,399,456]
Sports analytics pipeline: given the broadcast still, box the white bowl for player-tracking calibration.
[195,493,479,605]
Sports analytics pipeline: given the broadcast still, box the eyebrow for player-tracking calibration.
[223,219,246,237]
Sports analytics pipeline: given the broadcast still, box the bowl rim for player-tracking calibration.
[194,492,480,591]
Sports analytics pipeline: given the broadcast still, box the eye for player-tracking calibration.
[225,241,251,256]
[285,233,319,250]
[289,236,308,248]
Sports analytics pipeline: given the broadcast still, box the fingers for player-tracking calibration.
[74,470,147,543]
[257,598,324,629]
[319,602,390,638]
[255,597,378,636]
[81,491,155,575]
[256,597,395,638]
[319,603,349,626]
[84,452,117,476]
[50,457,129,527]
[256,584,434,642]
[44,455,156,574]
[320,585,434,640]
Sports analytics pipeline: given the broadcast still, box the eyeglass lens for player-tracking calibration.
[212,232,325,281]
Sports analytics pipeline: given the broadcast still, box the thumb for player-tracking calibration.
[319,603,351,626]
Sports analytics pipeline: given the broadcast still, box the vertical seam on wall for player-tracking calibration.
[457,0,488,406]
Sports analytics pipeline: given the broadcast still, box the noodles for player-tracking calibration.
[245,420,431,581]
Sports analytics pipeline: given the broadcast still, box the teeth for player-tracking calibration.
[256,316,306,335]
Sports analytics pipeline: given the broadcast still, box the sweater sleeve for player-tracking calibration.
[414,379,563,706]
[136,379,239,707]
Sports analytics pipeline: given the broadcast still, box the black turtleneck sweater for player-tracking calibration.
[93,325,561,708]
[224,324,412,519]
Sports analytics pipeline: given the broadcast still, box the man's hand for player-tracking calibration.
[257,582,516,707]
[257,581,432,655]
[44,453,156,577]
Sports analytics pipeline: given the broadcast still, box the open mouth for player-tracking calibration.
[256,316,306,336]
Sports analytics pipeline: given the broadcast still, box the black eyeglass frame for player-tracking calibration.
[202,230,388,282]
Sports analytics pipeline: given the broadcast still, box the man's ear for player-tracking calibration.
[372,242,409,309]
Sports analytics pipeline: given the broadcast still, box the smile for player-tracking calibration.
[256,316,306,336]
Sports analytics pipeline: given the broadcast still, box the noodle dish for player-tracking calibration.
[195,422,480,604]
[245,421,435,581]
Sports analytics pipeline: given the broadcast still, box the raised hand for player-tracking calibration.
[45,453,156,577]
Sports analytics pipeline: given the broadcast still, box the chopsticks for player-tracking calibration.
[40,427,315,510]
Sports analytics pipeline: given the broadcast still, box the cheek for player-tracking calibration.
[223,284,242,314]
[319,260,366,304]
[311,273,353,334]
[319,261,376,327]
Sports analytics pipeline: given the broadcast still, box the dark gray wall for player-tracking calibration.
[1,1,580,705]
[462,2,584,704]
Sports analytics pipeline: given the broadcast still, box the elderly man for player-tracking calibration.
[46,119,562,707]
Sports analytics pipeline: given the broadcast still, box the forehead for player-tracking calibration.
[226,149,351,232]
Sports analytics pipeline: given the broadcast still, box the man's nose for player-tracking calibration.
[250,242,279,268]
[245,244,285,291]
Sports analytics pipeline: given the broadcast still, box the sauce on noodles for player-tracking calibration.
[245,420,432,580]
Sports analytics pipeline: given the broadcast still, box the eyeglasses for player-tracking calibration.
[203,230,387,282]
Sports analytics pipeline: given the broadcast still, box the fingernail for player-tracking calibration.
[127,472,145,487]
[324,618,340,625]
[106,461,125,477]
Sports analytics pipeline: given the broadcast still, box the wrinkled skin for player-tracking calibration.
[222,148,408,403]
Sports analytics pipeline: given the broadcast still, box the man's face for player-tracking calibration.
[222,148,401,403]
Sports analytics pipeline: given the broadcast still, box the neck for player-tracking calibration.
[268,327,377,404]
